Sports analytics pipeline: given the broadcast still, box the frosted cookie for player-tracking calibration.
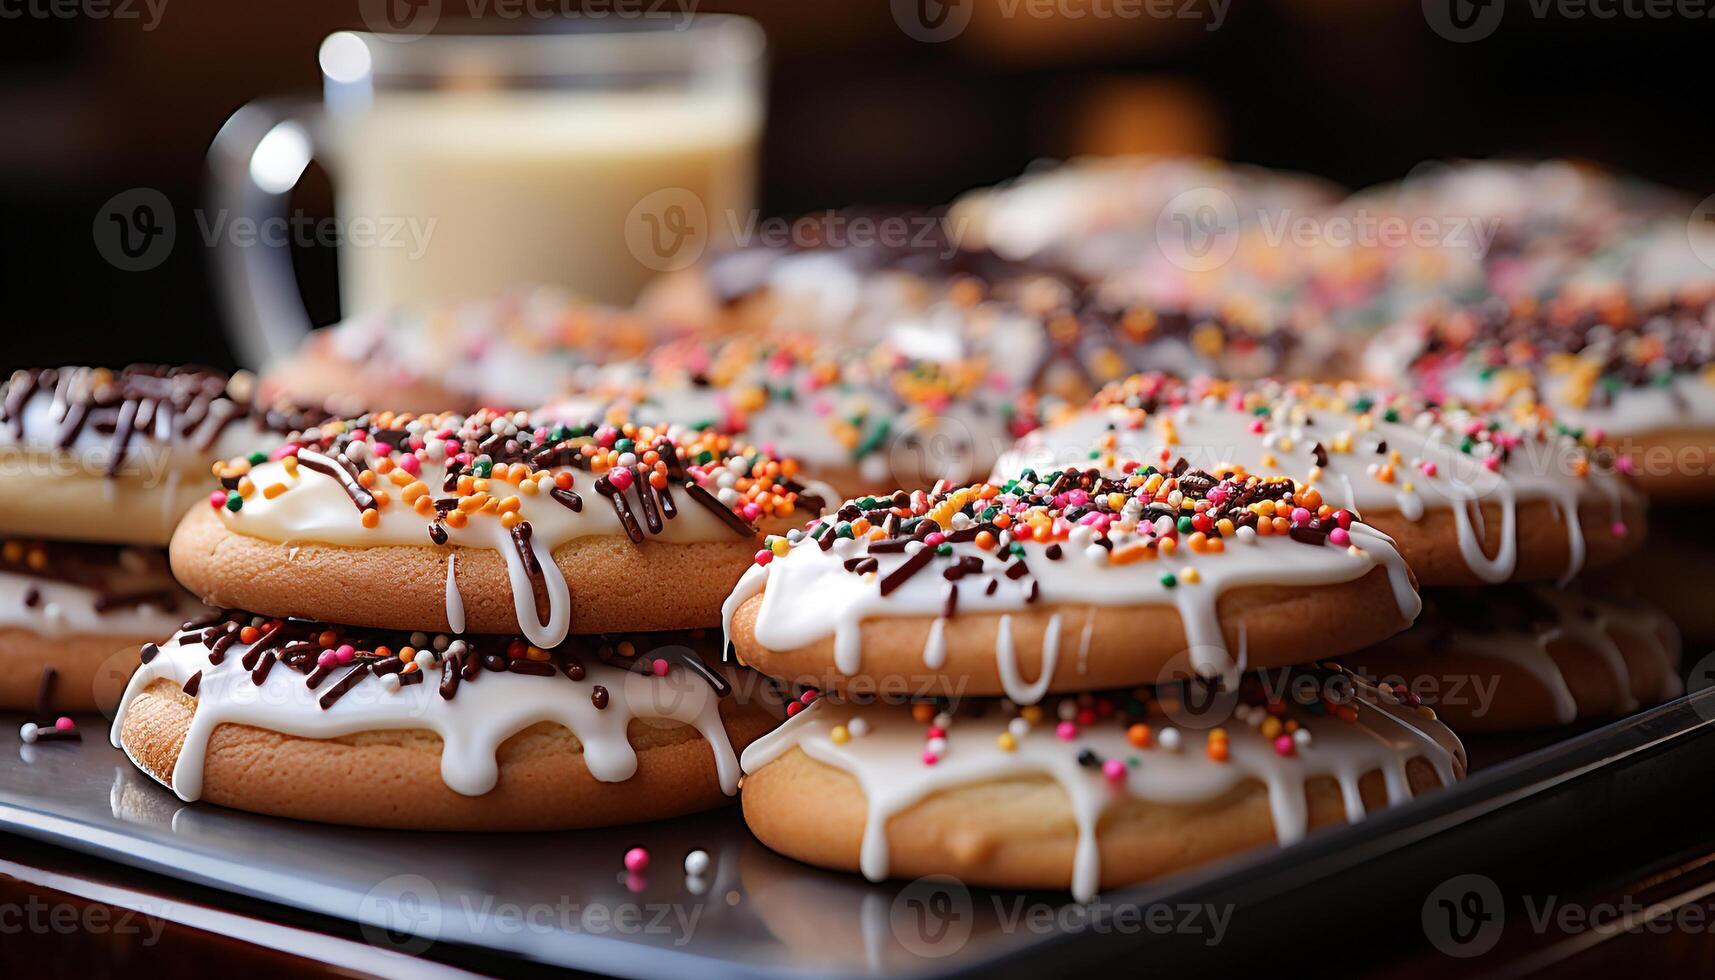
[1365,291,1715,500]
[949,154,1340,279]
[1340,585,1682,733]
[740,670,1464,901]
[723,465,1420,699]
[1000,375,1645,586]
[543,330,1036,500]
[113,613,783,828]
[0,539,206,712]
[637,209,1061,340]
[258,286,663,415]
[170,411,822,648]
[1338,160,1693,324]
[0,366,327,546]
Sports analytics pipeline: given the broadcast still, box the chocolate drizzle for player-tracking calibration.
[296,449,376,512]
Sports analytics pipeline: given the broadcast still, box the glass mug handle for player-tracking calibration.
[206,97,326,370]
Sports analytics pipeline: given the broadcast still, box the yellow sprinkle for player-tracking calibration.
[237,477,255,497]
[997,732,1017,752]
[498,495,522,514]
[1021,705,1043,724]
[1180,566,1200,584]
[263,482,287,500]
[831,725,851,745]
[360,508,379,529]
[501,511,523,529]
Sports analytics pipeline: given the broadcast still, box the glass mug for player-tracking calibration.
[208,16,765,367]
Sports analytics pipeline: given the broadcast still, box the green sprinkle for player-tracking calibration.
[1176,516,1195,534]
[936,543,953,556]
[247,451,266,465]
[224,491,243,512]
[1159,572,1177,589]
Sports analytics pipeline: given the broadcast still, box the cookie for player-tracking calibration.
[0,539,207,712]
[740,671,1464,901]
[258,286,663,415]
[543,330,1038,500]
[171,411,822,646]
[1365,289,1715,500]
[113,613,786,828]
[724,465,1420,699]
[1340,585,1682,732]
[1000,375,1645,586]
[0,366,327,546]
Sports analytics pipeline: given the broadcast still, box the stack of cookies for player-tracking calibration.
[726,460,1465,900]
[110,406,828,828]
[0,366,318,715]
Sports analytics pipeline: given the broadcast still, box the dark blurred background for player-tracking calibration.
[2,0,1710,370]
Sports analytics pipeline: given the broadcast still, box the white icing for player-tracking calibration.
[742,685,1465,902]
[726,517,1418,695]
[112,626,742,801]
[1368,586,1682,723]
[444,552,465,635]
[222,453,750,648]
[0,563,203,640]
[997,389,1638,584]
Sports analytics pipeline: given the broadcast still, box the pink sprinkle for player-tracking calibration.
[208,491,227,510]
[1616,456,1636,474]
[1055,721,1078,741]
[741,503,761,522]
[924,532,946,547]
[350,429,368,442]
[1273,735,1296,756]
[268,443,301,462]
[1333,509,1354,528]
[1249,419,1265,434]
[1329,528,1351,547]
[800,690,820,704]
[786,701,802,716]
[596,427,618,447]
[317,650,338,669]
[754,549,773,565]
[55,716,74,730]
[927,726,946,739]
[651,658,669,677]
[623,847,650,873]
[1290,507,1312,524]
[1207,486,1227,504]
[397,454,422,476]
[922,751,939,765]
[1102,759,1126,783]
[1483,457,1501,471]
[335,644,356,664]
[1419,461,1438,477]
[1611,522,1629,538]
[608,468,634,491]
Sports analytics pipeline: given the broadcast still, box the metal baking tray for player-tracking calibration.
[2,676,1713,978]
